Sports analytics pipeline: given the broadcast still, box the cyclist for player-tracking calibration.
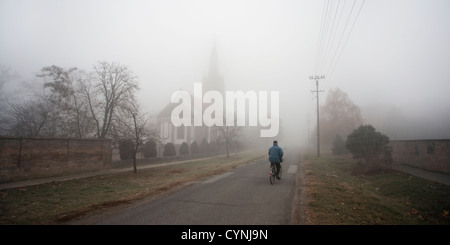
[268,140,284,179]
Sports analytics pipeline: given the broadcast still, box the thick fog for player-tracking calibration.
[1,0,449,148]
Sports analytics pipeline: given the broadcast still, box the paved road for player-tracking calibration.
[84,153,300,225]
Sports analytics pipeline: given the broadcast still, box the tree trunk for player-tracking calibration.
[133,152,137,173]
[226,141,229,157]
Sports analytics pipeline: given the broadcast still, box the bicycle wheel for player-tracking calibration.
[269,165,276,185]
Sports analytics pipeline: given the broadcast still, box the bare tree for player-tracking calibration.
[0,65,15,93]
[216,118,240,157]
[38,65,95,138]
[112,99,158,173]
[0,66,16,134]
[8,96,54,137]
[3,62,140,139]
[81,61,139,139]
[69,72,96,138]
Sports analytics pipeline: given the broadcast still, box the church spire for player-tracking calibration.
[208,38,219,78]
[203,38,225,94]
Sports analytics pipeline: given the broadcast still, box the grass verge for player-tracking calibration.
[302,153,450,225]
[0,151,265,225]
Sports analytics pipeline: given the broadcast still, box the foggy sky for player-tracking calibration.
[1,0,449,144]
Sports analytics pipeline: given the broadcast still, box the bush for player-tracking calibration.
[190,141,199,154]
[332,134,348,155]
[179,142,189,155]
[346,125,391,174]
[142,140,157,158]
[118,139,135,160]
[200,138,209,153]
[163,142,176,157]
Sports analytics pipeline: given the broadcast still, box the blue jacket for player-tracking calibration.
[268,145,284,163]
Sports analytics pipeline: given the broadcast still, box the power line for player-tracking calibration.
[321,0,347,75]
[314,0,330,75]
[325,0,356,76]
[313,0,366,79]
[319,0,335,73]
[315,0,336,75]
[328,0,365,79]
[318,0,341,74]
[318,0,352,75]
[309,0,365,157]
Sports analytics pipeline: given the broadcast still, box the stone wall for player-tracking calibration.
[0,137,112,183]
[390,140,450,174]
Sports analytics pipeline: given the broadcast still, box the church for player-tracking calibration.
[156,41,225,152]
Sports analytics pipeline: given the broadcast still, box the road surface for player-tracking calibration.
[79,152,300,225]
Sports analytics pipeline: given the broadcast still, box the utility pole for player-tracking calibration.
[309,75,325,157]
[306,113,310,148]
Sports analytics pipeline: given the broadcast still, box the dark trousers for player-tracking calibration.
[271,162,281,176]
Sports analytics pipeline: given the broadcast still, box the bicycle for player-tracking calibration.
[269,163,282,185]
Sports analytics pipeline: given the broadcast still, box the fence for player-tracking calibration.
[0,136,112,183]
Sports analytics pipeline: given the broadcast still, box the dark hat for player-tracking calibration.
[273,140,278,144]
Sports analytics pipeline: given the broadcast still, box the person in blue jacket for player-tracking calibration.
[268,140,284,179]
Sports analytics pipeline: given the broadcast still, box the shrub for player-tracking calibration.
[332,134,348,155]
[163,142,176,157]
[200,138,209,153]
[190,141,199,154]
[346,125,392,174]
[118,139,135,160]
[142,140,157,158]
[179,142,189,155]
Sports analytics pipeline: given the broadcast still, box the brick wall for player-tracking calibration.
[390,140,450,174]
[0,137,112,183]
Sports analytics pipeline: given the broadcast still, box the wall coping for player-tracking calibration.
[390,139,450,143]
[0,136,111,142]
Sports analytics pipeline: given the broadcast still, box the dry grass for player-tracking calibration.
[300,153,450,225]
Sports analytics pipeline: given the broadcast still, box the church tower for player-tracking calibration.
[202,40,225,95]
[199,39,225,144]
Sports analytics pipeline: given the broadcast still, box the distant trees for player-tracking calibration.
[3,62,144,140]
[0,65,16,134]
[8,96,54,137]
[313,88,363,149]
